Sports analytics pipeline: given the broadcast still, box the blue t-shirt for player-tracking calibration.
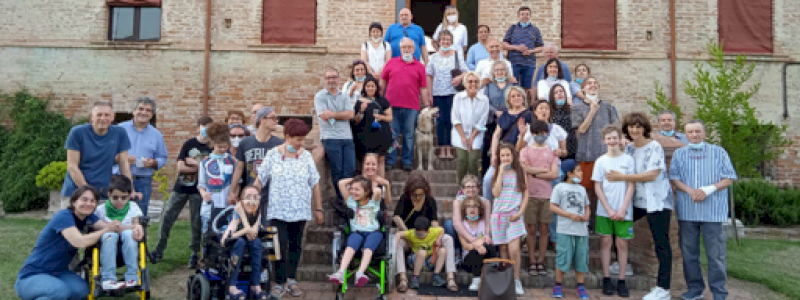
[61,124,131,196]
[18,209,99,279]
[346,196,381,232]
[385,23,427,61]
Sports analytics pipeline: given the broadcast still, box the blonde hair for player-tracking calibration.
[461,71,481,87]
[504,86,529,110]
[441,6,459,27]
[461,174,480,188]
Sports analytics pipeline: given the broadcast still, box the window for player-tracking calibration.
[262,0,316,45]
[561,0,616,50]
[107,0,162,41]
[718,0,772,53]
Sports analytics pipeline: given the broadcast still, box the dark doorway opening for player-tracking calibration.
[407,0,478,46]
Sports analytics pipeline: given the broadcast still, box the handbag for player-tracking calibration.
[451,54,465,91]
[478,258,516,300]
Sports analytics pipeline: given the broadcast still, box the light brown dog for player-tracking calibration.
[415,106,439,171]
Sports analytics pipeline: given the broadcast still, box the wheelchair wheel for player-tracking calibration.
[189,274,211,300]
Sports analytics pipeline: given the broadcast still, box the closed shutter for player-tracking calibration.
[718,0,772,53]
[262,0,316,45]
[561,0,616,50]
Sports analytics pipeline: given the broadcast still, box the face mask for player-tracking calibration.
[447,15,458,23]
[520,22,531,27]
[328,118,336,126]
[357,76,366,82]
[230,137,242,148]
[547,76,557,81]
[661,130,675,137]
[555,99,566,106]
[533,135,548,145]
[503,164,512,170]
[689,142,704,150]
[571,177,582,184]
[247,125,257,133]
[466,214,480,221]
[496,76,507,82]
[210,153,225,159]
[576,78,584,84]
[287,144,297,153]
[200,126,208,138]
[402,54,414,62]
[585,94,598,101]
[440,46,452,51]
[371,37,382,43]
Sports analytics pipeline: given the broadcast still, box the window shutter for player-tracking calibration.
[718,0,772,53]
[561,0,616,50]
[262,0,316,45]
[106,0,161,7]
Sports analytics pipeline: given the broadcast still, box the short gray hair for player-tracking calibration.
[658,109,676,119]
[400,37,416,47]
[544,42,559,53]
[133,96,157,115]
[685,119,705,131]
[93,101,113,109]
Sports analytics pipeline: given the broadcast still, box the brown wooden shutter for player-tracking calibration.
[262,0,316,45]
[718,0,772,53]
[561,0,616,50]
[106,0,160,7]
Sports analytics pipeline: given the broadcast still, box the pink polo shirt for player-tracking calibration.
[381,57,427,111]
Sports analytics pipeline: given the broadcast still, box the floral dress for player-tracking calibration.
[490,173,526,244]
[256,148,320,222]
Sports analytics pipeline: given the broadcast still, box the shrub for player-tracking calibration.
[646,81,684,129]
[36,161,68,190]
[153,169,171,200]
[732,180,800,227]
[0,91,76,212]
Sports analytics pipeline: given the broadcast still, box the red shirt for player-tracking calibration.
[381,57,427,111]
[520,145,560,199]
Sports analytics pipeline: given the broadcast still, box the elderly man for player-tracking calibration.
[248,104,263,133]
[62,101,136,198]
[655,110,689,146]
[113,96,168,215]
[669,120,737,300]
[503,6,544,100]
[385,8,429,64]
[381,37,431,171]
[474,39,516,86]
[533,43,572,83]
[315,68,356,200]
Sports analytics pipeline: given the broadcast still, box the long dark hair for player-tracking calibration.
[544,58,564,80]
[360,76,382,98]
[492,143,527,194]
[548,84,570,112]
[350,175,374,202]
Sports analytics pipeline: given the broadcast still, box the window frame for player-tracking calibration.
[108,6,161,42]
[717,0,773,54]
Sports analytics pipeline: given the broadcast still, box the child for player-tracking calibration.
[593,125,635,297]
[198,122,238,233]
[395,217,458,292]
[458,196,496,291]
[519,119,560,276]
[221,186,267,300]
[490,143,528,295]
[328,176,384,287]
[550,159,591,299]
[94,175,145,290]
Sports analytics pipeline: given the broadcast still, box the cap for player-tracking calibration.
[255,106,276,127]
[560,159,579,176]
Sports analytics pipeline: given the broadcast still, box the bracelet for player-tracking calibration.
[315,209,324,213]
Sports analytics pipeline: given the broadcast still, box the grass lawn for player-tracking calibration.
[703,238,800,299]
[0,217,192,300]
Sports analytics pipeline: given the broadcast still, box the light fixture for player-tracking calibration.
[225,19,232,28]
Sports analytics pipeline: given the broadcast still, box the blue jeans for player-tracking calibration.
[16,272,89,300]
[482,165,495,202]
[346,231,384,252]
[133,176,152,216]
[442,220,462,253]
[230,237,263,287]
[322,139,356,200]
[680,221,727,300]
[513,64,536,89]
[433,95,454,147]
[101,230,139,282]
[386,107,419,166]
[549,169,564,243]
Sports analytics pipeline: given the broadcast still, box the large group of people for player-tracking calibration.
[16,5,739,300]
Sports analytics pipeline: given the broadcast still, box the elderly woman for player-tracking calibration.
[342,60,370,105]
[480,60,514,177]
[361,22,392,76]
[482,86,531,201]
[427,29,467,160]
[16,186,123,300]
[570,64,590,100]
[352,77,393,177]
[226,110,246,126]
[255,118,324,298]
[442,175,492,264]
[535,58,572,105]
[452,71,490,183]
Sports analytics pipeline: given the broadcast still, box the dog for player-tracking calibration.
[415,106,439,171]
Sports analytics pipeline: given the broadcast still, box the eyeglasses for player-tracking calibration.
[242,196,259,201]
[111,195,129,201]
[265,115,279,120]
[325,76,339,80]
[464,185,479,189]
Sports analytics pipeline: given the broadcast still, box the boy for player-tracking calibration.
[519,119,560,275]
[94,175,145,290]
[550,159,591,300]
[395,217,448,290]
[592,125,635,297]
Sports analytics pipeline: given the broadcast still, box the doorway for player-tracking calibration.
[406,0,479,46]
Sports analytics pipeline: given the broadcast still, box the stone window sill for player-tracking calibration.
[247,44,327,54]
[89,41,172,50]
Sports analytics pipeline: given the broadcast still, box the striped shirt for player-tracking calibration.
[669,143,738,222]
[502,23,544,67]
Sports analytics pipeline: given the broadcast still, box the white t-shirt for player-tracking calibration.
[536,79,572,102]
[591,154,635,220]
[433,24,468,51]
[475,58,513,80]
[361,41,391,74]
[523,123,568,151]
[625,140,673,211]
[94,202,144,225]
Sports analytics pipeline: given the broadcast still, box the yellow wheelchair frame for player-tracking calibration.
[84,231,151,300]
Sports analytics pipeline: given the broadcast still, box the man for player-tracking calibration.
[385,8,429,64]
[533,43,572,83]
[113,96,168,215]
[229,106,283,206]
[62,101,136,198]
[315,68,356,200]
[151,116,214,267]
[655,110,689,146]
[502,6,544,100]
[381,38,431,171]
[474,39,516,86]
[466,25,496,71]
[248,104,263,133]
[669,120,737,300]
[571,77,619,198]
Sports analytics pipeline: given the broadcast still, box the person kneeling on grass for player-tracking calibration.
[550,159,591,300]
[329,176,384,286]
[94,175,145,290]
[395,217,459,292]
[221,186,267,300]
[457,195,497,291]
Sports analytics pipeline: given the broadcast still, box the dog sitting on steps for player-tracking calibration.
[415,106,438,171]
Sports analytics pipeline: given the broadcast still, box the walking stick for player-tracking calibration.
[729,187,740,246]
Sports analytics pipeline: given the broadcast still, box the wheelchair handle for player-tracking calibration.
[212,206,236,235]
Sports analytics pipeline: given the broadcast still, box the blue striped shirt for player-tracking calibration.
[669,143,738,222]
[112,120,168,177]
[502,23,544,67]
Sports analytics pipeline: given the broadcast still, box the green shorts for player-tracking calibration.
[556,234,589,273]
[595,216,634,239]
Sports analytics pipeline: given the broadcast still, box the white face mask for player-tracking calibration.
[585,94,598,101]
[371,37,382,43]
[230,137,242,148]
[447,15,458,23]
[402,54,414,62]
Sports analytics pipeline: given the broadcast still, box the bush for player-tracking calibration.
[0,91,76,212]
[733,180,800,227]
[153,169,171,200]
[35,161,68,190]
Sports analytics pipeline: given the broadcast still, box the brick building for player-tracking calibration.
[0,0,798,183]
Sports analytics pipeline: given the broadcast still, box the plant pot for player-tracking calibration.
[47,189,70,218]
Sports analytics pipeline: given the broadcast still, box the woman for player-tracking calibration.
[608,112,674,300]
[480,60,513,177]
[550,84,577,160]
[452,71,490,183]
[432,6,468,54]
[360,22,391,76]
[466,25,492,71]
[442,175,492,265]
[426,30,467,160]
[482,86,531,201]
[519,100,568,159]
[342,60,370,105]
[226,110,246,126]
[361,153,392,204]
[393,172,438,230]
[16,186,121,300]
[228,123,250,157]
[535,58,572,106]
[570,64,590,100]
[255,118,324,298]
[352,77,393,176]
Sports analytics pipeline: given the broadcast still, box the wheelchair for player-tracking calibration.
[187,206,279,300]
[330,198,394,300]
[81,216,152,300]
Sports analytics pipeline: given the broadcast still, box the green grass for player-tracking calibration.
[0,218,192,299]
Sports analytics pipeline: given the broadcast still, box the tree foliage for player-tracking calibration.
[646,81,684,129]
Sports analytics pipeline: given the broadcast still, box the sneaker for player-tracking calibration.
[643,287,671,300]
[515,279,524,295]
[577,286,589,300]
[610,261,634,276]
[602,277,615,296]
[617,280,629,298]
[432,274,446,287]
[552,285,564,298]
[402,164,414,171]
[355,272,369,287]
[188,254,199,269]
[327,270,344,285]
[102,280,125,290]
[125,279,139,287]
[409,276,420,289]
[681,292,705,300]
[261,269,270,283]
[468,278,480,291]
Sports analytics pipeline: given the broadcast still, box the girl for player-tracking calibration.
[222,186,267,300]
[329,176,383,287]
[458,196,496,291]
[535,58,572,105]
[360,22,391,76]
[432,6,468,54]
[491,143,529,295]
[198,122,237,233]
[353,78,394,175]
[482,86,531,201]
[550,84,577,159]
[95,175,145,290]
[570,64,590,100]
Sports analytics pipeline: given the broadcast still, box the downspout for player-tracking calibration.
[202,0,212,116]
[783,62,800,119]
[669,0,677,105]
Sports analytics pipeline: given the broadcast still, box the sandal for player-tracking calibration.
[446,277,459,292]
[537,262,547,275]
[528,264,539,276]
[270,285,285,299]
[286,279,303,297]
[396,277,408,293]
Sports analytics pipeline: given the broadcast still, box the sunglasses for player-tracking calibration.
[230,134,246,138]
[111,195,129,201]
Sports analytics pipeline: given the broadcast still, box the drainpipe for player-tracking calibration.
[202,0,212,116]
[783,62,800,119]
[669,0,677,105]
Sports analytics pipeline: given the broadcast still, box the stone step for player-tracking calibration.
[388,157,460,171]
[391,182,461,199]
[385,169,459,185]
